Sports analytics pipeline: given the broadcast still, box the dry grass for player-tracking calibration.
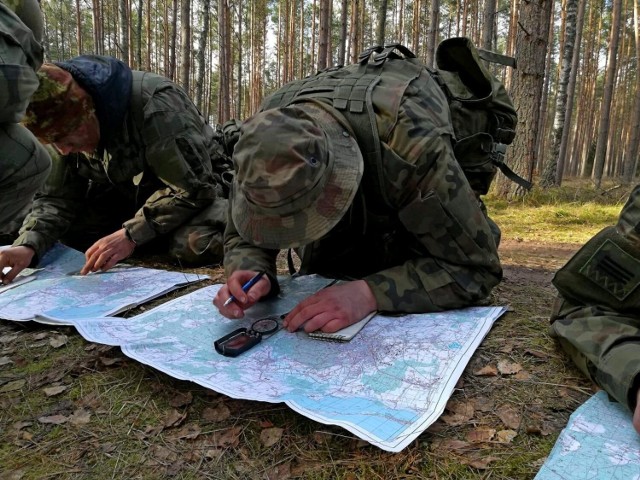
[0,179,633,479]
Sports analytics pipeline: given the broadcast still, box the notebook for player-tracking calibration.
[307,311,377,342]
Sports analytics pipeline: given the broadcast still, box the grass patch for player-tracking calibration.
[486,180,631,244]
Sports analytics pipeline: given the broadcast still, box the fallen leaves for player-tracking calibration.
[166,423,201,440]
[38,414,68,425]
[69,409,91,426]
[466,427,496,443]
[461,455,500,470]
[473,365,498,376]
[0,356,13,366]
[37,409,92,426]
[497,360,522,375]
[201,404,231,422]
[496,405,522,430]
[260,427,283,447]
[164,409,187,428]
[496,429,518,444]
[49,335,68,349]
[43,385,68,397]
[0,379,25,393]
[169,391,193,408]
[441,399,475,426]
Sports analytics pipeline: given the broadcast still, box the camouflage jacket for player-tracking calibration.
[224,66,502,314]
[16,65,228,261]
[551,185,640,412]
[0,2,42,124]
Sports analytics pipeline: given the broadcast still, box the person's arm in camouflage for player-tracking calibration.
[551,185,640,434]
[363,134,502,313]
[122,84,219,246]
[0,4,42,124]
[13,152,87,262]
[213,198,280,318]
[551,301,640,434]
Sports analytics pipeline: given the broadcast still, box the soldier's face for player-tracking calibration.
[53,112,100,155]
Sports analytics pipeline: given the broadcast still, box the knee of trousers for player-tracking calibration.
[168,227,225,266]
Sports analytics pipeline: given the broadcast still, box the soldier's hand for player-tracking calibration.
[0,246,35,284]
[213,270,271,319]
[81,228,135,275]
[282,280,377,333]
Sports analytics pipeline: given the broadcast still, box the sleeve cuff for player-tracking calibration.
[122,218,157,245]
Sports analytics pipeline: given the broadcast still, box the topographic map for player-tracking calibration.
[64,276,505,452]
[535,391,640,479]
[0,243,206,323]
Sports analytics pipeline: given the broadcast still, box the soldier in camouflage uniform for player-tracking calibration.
[0,0,51,241]
[0,55,234,283]
[213,51,503,334]
[551,185,640,434]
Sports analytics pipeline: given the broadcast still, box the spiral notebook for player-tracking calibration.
[307,311,377,343]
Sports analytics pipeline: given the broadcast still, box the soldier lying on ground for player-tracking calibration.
[551,185,640,434]
[0,55,236,284]
[213,44,504,333]
[0,0,51,242]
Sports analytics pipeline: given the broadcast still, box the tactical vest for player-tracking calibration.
[262,38,529,214]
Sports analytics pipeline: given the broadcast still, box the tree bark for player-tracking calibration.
[195,0,210,111]
[180,0,191,91]
[623,0,640,183]
[496,0,553,198]
[119,0,129,63]
[376,0,389,46]
[592,0,623,187]
[540,0,578,187]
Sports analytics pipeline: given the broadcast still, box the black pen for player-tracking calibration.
[223,271,266,307]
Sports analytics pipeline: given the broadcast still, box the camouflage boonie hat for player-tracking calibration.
[23,63,94,144]
[232,102,364,249]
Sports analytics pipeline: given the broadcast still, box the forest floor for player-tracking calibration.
[0,180,633,479]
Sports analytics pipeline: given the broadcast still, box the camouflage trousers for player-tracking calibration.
[550,296,640,413]
[61,185,228,267]
[0,123,51,238]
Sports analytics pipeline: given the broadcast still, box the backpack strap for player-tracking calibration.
[492,144,533,190]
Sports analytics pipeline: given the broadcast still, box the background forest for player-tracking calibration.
[40,0,639,197]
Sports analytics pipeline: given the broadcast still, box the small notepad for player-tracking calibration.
[307,311,377,342]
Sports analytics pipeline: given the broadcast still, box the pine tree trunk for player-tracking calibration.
[495,0,553,198]
[540,0,577,187]
[592,0,623,187]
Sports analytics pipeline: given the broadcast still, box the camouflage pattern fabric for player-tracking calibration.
[231,103,363,249]
[0,2,50,236]
[0,124,51,234]
[551,185,640,413]
[0,2,43,124]
[15,65,232,266]
[224,61,502,314]
[22,64,94,143]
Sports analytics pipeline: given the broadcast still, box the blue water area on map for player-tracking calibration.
[535,391,640,480]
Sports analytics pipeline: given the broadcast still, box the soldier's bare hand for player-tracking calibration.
[81,228,135,275]
[0,246,35,284]
[282,280,377,333]
[213,270,271,319]
[634,389,640,434]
